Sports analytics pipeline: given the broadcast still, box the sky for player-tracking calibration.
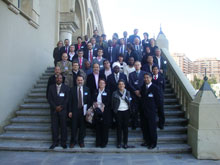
[98,0,220,61]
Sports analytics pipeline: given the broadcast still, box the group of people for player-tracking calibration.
[47,29,166,150]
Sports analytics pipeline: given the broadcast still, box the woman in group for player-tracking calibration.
[112,79,131,149]
[92,78,111,148]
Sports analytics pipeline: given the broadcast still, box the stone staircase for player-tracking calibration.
[0,67,191,153]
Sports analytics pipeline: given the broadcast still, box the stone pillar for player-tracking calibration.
[59,23,76,43]
[188,78,220,159]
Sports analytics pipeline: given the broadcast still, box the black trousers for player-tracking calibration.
[70,110,86,144]
[158,97,165,128]
[50,110,67,145]
[142,112,157,146]
[116,110,130,145]
[131,95,142,128]
[95,121,109,147]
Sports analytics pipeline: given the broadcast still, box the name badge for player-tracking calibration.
[134,80,139,85]
[129,97,132,101]
[84,92,88,95]
[148,93,153,97]
[81,46,84,48]
[100,65,103,68]
[59,93,65,97]
[102,92,107,96]
[94,48,97,50]
[64,67,68,70]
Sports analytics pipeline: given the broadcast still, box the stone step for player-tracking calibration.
[10,116,187,126]
[42,73,54,77]
[4,124,187,134]
[0,132,187,144]
[23,98,179,105]
[20,103,181,110]
[0,140,191,153]
[16,109,184,117]
[40,76,50,80]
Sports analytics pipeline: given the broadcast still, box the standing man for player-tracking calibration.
[123,31,128,45]
[93,29,100,43]
[48,74,69,149]
[128,29,141,44]
[84,42,97,64]
[129,61,146,130]
[68,45,77,62]
[152,65,165,129]
[69,75,91,148]
[56,53,72,77]
[140,73,162,149]
[53,40,63,66]
[153,48,166,74]
[60,39,70,55]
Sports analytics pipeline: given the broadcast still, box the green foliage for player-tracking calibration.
[190,75,217,89]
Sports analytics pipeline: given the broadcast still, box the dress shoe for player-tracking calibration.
[117,144,121,148]
[123,144,128,149]
[79,143,85,148]
[61,144,67,149]
[141,142,149,147]
[101,144,106,148]
[69,143,75,148]
[158,125,164,130]
[148,144,156,149]
[49,144,58,149]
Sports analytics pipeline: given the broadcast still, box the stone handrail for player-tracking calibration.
[161,48,196,119]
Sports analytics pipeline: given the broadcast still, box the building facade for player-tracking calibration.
[0,0,104,131]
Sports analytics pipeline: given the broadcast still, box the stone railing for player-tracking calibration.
[161,48,197,119]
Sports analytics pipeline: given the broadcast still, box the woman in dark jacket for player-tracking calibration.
[112,79,131,149]
[92,78,111,148]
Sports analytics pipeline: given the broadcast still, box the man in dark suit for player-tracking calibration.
[128,29,141,44]
[68,75,91,148]
[152,65,165,129]
[86,63,104,96]
[46,66,65,99]
[105,39,119,64]
[140,73,162,149]
[48,74,69,149]
[68,45,78,62]
[125,43,138,63]
[133,37,143,61]
[129,61,146,130]
[84,42,98,63]
[99,60,112,80]
[153,48,166,74]
[76,49,87,70]
[142,32,150,51]
[82,35,89,49]
[93,29,100,43]
[142,55,158,74]
[60,39,70,56]
[123,31,128,45]
[107,62,127,96]
[53,40,63,66]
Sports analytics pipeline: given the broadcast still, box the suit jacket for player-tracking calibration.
[84,49,98,62]
[46,75,65,99]
[64,69,87,88]
[152,73,165,95]
[56,61,72,76]
[99,69,113,80]
[150,46,158,56]
[142,63,158,74]
[92,89,111,125]
[92,57,105,70]
[125,50,138,63]
[105,46,119,63]
[86,73,105,96]
[129,70,146,93]
[153,56,165,71]
[74,43,86,52]
[76,57,87,70]
[106,72,128,95]
[140,83,161,117]
[48,83,69,112]
[53,47,62,64]
[60,46,70,56]
[68,86,91,117]
[141,52,153,66]
[142,39,150,50]
[134,45,143,61]
[128,34,141,44]
[68,52,78,62]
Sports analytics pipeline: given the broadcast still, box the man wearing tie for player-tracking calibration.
[129,61,146,130]
[56,53,72,77]
[77,49,87,70]
[84,42,97,64]
[123,31,128,45]
[48,74,69,149]
[60,39,70,56]
[119,38,126,55]
[68,75,91,148]
[140,73,162,149]
[153,48,166,74]
[133,37,143,61]
[142,55,158,74]
[152,65,165,130]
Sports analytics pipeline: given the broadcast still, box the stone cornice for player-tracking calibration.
[60,22,76,33]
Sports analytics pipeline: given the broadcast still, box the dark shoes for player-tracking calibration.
[49,144,58,149]
[117,144,121,148]
[79,143,85,148]
[123,144,128,149]
[148,144,157,149]
[69,143,75,148]
[61,144,67,149]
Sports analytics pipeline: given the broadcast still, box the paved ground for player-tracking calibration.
[0,151,220,165]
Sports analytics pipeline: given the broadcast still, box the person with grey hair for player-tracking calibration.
[153,48,166,74]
